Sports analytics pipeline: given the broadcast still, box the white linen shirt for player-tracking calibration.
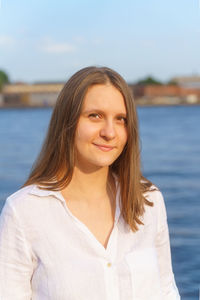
[0,181,180,300]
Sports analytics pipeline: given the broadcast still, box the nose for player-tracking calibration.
[100,120,116,140]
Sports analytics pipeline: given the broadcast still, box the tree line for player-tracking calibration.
[0,70,9,92]
[0,69,177,92]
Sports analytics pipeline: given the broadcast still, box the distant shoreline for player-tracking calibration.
[0,103,200,109]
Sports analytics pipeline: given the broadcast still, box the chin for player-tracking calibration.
[76,152,121,170]
[92,158,117,167]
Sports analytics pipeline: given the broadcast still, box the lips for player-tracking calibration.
[93,143,114,152]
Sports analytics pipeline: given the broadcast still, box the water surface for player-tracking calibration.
[0,106,200,299]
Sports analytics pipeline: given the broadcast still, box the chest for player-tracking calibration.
[30,214,161,300]
[65,199,115,249]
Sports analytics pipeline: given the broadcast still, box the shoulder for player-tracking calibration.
[144,185,164,202]
[0,185,35,230]
[7,184,35,200]
[143,185,168,228]
[5,185,38,210]
[1,184,53,222]
[142,182,166,211]
[1,184,62,233]
[141,179,162,203]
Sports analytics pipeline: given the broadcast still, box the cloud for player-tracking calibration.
[0,35,15,46]
[41,38,76,54]
[93,38,103,46]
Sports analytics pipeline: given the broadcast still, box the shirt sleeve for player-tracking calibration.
[0,199,33,300]
[155,191,181,300]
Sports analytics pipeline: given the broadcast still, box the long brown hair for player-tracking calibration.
[23,66,155,232]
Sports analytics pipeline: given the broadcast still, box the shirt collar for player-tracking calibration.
[29,185,65,203]
[29,174,121,223]
[112,174,121,223]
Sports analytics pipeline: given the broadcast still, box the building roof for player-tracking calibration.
[2,83,64,94]
[172,76,200,88]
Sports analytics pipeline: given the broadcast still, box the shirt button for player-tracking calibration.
[107,262,112,267]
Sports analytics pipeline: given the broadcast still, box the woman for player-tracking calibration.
[0,66,180,299]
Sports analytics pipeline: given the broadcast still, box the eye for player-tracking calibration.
[88,113,101,119]
[117,116,127,124]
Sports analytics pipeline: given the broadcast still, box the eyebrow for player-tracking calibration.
[82,109,127,117]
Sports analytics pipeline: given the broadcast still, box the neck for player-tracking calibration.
[61,166,115,204]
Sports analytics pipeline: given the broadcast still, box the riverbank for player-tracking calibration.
[0,99,199,109]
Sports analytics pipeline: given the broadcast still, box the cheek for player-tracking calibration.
[119,128,128,146]
[75,123,97,144]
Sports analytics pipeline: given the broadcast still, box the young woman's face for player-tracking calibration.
[74,84,128,171]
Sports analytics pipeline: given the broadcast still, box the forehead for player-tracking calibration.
[82,84,126,113]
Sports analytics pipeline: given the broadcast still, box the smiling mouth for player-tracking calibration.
[93,143,114,152]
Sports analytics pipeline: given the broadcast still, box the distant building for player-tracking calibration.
[1,79,200,108]
[1,82,64,107]
[172,76,200,89]
[130,84,200,105]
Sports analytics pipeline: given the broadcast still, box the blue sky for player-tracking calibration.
[0,0,200,83]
